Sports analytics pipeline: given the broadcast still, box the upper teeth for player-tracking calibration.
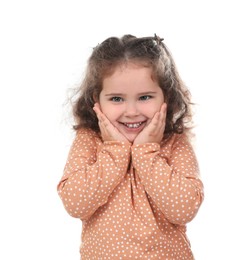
[124,122,142,128]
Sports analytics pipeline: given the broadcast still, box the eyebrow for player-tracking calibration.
[104,91,157,96]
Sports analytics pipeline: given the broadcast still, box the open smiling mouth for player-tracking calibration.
[121,121,146,129]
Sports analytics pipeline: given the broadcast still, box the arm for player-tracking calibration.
[57,129,131,220]
[131,134,204,225]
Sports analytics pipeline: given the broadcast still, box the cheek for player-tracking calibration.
[99,103,119,121]
[144,104,161,117]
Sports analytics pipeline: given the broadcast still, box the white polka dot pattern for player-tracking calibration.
[57,128,204,259]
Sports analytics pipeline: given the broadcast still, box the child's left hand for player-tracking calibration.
[133,103,167,145]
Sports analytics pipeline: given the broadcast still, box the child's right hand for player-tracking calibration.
[93,103,129,143]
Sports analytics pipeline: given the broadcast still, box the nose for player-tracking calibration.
[124,101,139,117]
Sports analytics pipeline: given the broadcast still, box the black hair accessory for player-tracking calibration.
[154,33,164,45]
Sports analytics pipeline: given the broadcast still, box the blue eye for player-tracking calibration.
[111,97,123,102]
[139,95,152,101]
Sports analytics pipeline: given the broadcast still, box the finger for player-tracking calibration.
[93,104,108,125]
[159,103,167,123]
[152,112,161,126]
[93,102,101,110]
[150,107,167,136]
[147,112,161,134]
[96,111,116,134]
[93,103,128,142]
[93,103,101,116]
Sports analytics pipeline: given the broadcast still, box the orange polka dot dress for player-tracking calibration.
[57,128,204,259]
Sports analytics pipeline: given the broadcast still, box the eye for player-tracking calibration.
[110,96,123,102]
[139,95,152,101]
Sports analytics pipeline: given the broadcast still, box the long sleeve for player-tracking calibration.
[57,129,131,220]
[131,134,204,225]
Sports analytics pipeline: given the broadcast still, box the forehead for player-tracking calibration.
[102,63,158,91]
[103,60,155,78]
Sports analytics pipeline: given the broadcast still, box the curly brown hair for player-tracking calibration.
[72,34,193,137]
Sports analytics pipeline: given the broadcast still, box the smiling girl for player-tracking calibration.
[57,34,204,259]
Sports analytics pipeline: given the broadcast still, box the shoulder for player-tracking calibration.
[74,128,102,146]
[76,128,99,137]
[163,132,192,145]
[160,133,193,154]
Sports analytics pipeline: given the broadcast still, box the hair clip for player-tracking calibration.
[154,33,164,45]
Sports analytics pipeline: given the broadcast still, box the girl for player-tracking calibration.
[57,34,204,259]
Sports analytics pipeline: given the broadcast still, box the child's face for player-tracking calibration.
[98,63,165,143]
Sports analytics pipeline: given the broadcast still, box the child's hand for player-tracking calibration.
[133,103,167,145]
[93,103,129,143]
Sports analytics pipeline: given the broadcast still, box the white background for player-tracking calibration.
[0,0,251,259]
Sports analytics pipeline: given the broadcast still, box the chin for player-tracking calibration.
[125,135,137,143]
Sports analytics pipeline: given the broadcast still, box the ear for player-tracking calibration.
[93,93,99,103]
